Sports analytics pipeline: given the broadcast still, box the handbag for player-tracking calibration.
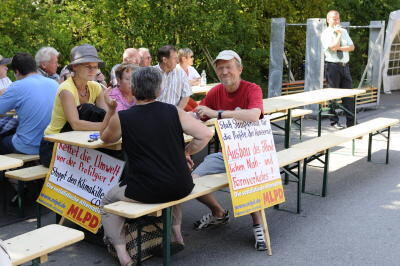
[104,216,163,264]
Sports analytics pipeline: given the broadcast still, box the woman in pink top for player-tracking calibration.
[108,64,139,111]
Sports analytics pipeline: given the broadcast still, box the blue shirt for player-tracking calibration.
[0,74,58,154]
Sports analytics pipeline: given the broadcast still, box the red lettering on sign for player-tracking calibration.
[66,204,99,228]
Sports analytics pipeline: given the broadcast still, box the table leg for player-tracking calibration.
[162,207,172,266]
[284,109,292,148]
[318,104,322,137]
[284,110,292,185]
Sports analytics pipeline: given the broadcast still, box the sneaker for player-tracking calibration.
[331,122,345,129]
[193,210,230,230]
[253,224,267,251]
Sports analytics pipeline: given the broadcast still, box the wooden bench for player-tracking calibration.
[4,165,49,220]
[275,117,399,213]
[5,153,40,164]
[5,224,84,266]
[104,174,229,265]
[0,155,23,171]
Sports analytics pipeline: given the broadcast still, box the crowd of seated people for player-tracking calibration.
[0,43,269,262]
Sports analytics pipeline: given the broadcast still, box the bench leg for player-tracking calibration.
[162,207,172,266]
[321,149,330,197]
[301,157,308,193]
[297,160,303,214]
[386,127,391,164]
[368,133,373,162]
[37,203,42,228]
[17,180,24,217]
[137,221,143,266]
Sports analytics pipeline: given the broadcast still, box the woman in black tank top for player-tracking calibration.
[100,67,213,266]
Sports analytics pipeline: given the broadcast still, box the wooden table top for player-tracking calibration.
[45,129,205,149]
[263,88,366,114]
[44,131,121,149]
[0,155,24,171]
[191,83,219,95]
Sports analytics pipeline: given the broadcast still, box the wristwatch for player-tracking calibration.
[217,110,224,120]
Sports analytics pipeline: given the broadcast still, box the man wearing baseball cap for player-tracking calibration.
[181,50,266,250]
[0,55,12,95]
[0,52,58,155]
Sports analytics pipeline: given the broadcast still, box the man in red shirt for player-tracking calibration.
[192,50,267,251]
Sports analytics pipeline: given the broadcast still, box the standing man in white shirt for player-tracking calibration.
[321,10,355,129]
[0,55,12,95]
[154,45,192,108]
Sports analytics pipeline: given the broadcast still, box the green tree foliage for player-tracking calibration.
[0,0,399,92]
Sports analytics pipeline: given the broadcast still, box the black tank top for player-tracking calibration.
[118,101,194,203]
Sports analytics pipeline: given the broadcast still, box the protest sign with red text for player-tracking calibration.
[37,143,124,233]
[215,117,285,217]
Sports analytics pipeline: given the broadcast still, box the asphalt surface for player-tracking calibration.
[1,91,400,266]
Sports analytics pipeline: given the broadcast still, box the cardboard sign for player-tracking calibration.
[215,117,285,217]
[37,143,124,233]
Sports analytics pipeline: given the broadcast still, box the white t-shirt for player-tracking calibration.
[177,64,200,82]
[0,77,12,91]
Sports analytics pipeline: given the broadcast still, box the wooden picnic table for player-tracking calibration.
[191,83,219,95]
[263,88,366,148]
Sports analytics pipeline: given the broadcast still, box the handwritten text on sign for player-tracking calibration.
[38,143,125,233]
[49,143,123,204]
[216,117,285,217]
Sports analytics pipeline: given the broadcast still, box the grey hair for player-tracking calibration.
[178,48,193,62]
[131,67,162,101]
[35,46,59,65]
[138,47,149,54]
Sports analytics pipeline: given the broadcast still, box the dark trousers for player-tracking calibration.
[0,135,21,154]
[325,62,355,127]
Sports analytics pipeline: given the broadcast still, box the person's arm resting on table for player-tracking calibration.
[60,90,104,131]
[195,105,261,122]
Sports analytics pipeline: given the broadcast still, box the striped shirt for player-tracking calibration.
[154,64,192,106]
[0,77,12,91]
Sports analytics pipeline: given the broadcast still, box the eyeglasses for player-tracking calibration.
[80,64,99,71]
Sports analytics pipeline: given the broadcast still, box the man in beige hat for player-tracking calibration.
[0,55,12,95]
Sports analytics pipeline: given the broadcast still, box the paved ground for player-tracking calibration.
[1,91,400,265]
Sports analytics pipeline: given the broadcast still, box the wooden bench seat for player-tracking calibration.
[5,224,84,266]
[5,165,49,181]
[0,155,23,171]
[5,153,40,164]
[104,174,228,219]
[275,117,399,213]
[4,165,49,219]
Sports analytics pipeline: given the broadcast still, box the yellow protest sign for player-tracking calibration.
[215,117,285,217]
[37,143,124,233]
